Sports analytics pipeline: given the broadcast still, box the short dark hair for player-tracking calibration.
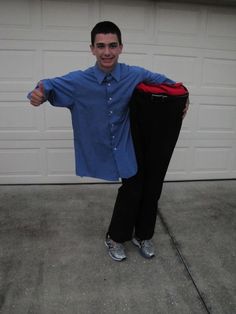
[91,21,122,46]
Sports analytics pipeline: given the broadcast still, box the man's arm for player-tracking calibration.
[28,71,78,108]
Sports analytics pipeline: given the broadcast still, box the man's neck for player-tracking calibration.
[97,62,118,74]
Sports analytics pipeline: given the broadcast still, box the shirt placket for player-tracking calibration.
[105,74,117,152]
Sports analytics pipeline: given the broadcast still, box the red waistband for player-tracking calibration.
[136,82,188,96]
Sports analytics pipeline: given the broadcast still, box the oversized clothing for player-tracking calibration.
[28,63,174,181]
[108,84,188,242]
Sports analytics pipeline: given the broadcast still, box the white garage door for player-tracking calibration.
[0,0,236,184]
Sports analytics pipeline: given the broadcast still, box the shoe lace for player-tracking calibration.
[141,240,153,248]
[108,239,123,251]
[113,242,124,251]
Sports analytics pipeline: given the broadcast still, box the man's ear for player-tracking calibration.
[118,44,123,55]
[90,44,95,55]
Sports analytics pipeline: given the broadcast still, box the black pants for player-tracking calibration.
[108,90,187,243]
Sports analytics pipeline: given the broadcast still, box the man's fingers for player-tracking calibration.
[30,91,43,106]
[30,95,42,106]
[29,82,46,106]
[182,98,189,119]
[30,100,41,106]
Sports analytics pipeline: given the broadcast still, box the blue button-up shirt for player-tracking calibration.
[29,63,174,181]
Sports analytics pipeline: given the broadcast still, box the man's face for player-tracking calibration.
[90,33,123,72]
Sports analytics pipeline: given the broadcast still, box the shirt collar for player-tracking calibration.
[94,63,121,84]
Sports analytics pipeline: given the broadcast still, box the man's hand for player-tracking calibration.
[30,82,45,106]
[182,97,189,119]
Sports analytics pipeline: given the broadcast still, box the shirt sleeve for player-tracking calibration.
[28,72,76,108]
[139,67,175,84]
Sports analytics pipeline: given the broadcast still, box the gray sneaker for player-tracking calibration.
[105,236,126,262]
[132,237,155,259]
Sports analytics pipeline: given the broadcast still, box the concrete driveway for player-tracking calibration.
[0,180,235,313]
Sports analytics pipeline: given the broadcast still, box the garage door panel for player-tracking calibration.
[197,104,236,135]
[156,4,236,50]
[0,1,36,42]
[47,147,75,176]
[0,0,31,27]
[205,7,236,51]
[40,0,97,42]
[45,106,72,132]
[153,54,198,85]
[0,0,235,183]
[206,7,236,39]
[0,49,35,80]
[157,3,201,35]
[0,101,40,132]
[168,139,236,181]
[194,96,236,140]
[179,96,236,140]
[192,142,235,179]
[101,0,154,44]
[0,41,39,93]
[43,50,91,77]
[42,1,92,29]
[0,0,96,42]
[156,3,204,48]
[203,57,236,88]
[0,147,42,177]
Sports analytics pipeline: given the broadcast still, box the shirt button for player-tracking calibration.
[109,110,113,114]
[113,147,117,151]
[107,83,111,86]
[109,97,112,101]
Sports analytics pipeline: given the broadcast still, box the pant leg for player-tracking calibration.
[108,91,186,243]
[131,91,186,240]
[107,171,144,243]
[134,152,167,240]
[107,97,146,243]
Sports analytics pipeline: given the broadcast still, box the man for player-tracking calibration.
[28,21,189,262]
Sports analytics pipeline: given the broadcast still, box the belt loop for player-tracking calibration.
[151,94,167,103]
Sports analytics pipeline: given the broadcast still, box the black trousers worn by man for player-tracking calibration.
[108,86,188,243]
